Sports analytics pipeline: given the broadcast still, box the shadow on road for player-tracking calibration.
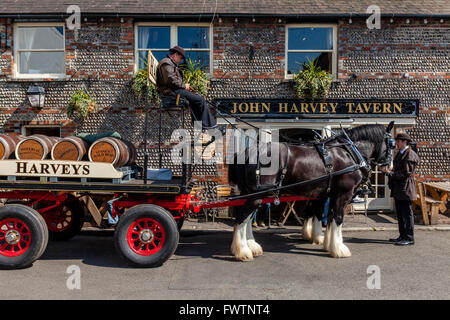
[38,227,379,268]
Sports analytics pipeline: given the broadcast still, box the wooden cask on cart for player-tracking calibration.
[0,133,25,160]
[15,135,61,160]
[51,136,90,161]
[88,137,136,167]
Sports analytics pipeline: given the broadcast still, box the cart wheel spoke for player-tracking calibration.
[126,217,166,256]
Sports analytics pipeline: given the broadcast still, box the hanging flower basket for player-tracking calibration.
[67,89,97,120]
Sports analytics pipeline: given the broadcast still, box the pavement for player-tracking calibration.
[181,211,450,233]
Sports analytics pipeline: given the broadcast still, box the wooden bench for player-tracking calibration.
[417,181,442,225]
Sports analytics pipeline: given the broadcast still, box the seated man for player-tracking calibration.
[156,45,217,131]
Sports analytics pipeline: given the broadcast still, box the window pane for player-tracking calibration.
[20,51,65,74]
[18,26,64,50]
[178,27,209,49]
[288,27,333,50]
[138,26,170,49]
[377,187,385,198]
[184,51,210,72]
[378,172,385,184]
[138,50,168,70]
[287,52,331,74]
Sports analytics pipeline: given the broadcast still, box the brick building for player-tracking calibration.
[0,1,449,211]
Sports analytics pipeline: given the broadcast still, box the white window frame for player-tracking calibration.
[134,22,213,76]
[13,22,66,80]
[285,24,337,80]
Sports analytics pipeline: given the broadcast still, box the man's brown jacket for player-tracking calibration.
[386,147,420,201]
[156,56,186,96]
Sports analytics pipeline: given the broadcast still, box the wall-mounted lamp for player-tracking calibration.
[249,42,255,60]
[26,84,46,108]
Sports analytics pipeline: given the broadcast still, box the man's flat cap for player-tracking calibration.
[169,46,186,58]
[395,133,412,141]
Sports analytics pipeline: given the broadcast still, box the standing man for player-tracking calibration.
[156,46,217,130]
[381,133,420,246]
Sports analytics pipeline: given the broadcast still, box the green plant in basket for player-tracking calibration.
[67,89,97,119]
[293,58,333,99]
[132,55,160,104]
[180,57,209,97]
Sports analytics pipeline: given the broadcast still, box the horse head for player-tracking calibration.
[346,121,395,167]
[374,121,396,167]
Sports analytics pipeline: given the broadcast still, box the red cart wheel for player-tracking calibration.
[0,205,48,269]
[114,204,179,267]
[39,196,84,241]
[0,218,32,257]
[126,218,166,255]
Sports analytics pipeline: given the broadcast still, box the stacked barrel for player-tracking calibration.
[88,137,136,167]
[0,133,25,160]
[15,135,61,160]
[0,133,136,168]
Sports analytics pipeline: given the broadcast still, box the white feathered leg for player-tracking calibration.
[230,219,253,261]
[328,220,351,258]
[246,217,263,257]
[302,217,313,241]
[311,216,324,245]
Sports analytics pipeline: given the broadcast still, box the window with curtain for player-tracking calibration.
[286,26,335,76]
[16,25,65,76]
[137,25,211,73]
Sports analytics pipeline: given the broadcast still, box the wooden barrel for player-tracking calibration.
[15,135,61,160]
[0,133,24,160]
[122,139,137,166]
[51,136,90,161]
[88,137,131,167]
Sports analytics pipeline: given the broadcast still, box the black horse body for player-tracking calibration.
[228,123,394,260]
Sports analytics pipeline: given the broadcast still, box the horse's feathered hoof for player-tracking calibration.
[312,235,324,245]
[329,244,352,258]
[302,217,313,241]
[234,246,254,261]
[247,240,263,257]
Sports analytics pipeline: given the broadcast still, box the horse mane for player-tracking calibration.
[345,124,386,144]
[343,124,387,161]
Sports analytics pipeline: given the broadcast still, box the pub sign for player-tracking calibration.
[214,99,419,118]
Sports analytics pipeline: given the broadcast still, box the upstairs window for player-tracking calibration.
[136,23,212,74]
[14,23,65,78]
[286,25,336,78]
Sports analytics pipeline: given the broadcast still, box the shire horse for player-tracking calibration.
[228,122,395,260]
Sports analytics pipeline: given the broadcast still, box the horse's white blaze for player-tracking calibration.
[311,216,324,245]
[246,217,263,256]
[323,223,332,251]
[328,220,351,258]
[303,217,313,241]
[231,221,253,261]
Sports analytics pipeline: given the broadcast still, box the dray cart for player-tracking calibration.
[0,159,192,269]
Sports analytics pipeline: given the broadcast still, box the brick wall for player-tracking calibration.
[0,16,449,186]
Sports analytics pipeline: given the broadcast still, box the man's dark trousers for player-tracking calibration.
[175,89,216,129]
[394,199,414,241]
